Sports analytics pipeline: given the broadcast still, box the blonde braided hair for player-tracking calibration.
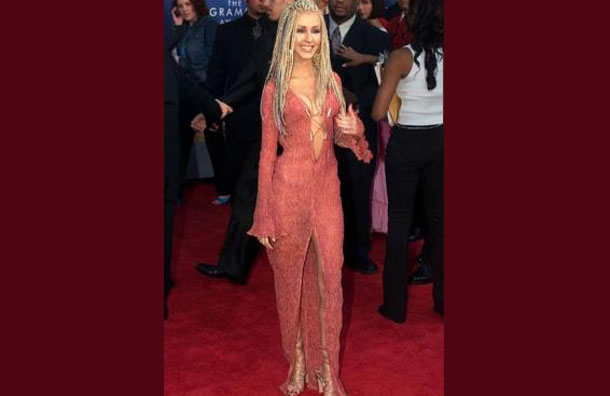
[264,0,346,136]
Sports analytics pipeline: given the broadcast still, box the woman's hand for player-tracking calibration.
[335,104,362,136]
[257,236,275,250]
[172,7,184,26]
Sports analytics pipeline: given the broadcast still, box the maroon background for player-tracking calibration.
[445,1,610,395]
[2,3,163,396]
[2,1,609,395]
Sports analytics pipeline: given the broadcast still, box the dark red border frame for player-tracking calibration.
[5,1,609,395]
[3,3,163,395]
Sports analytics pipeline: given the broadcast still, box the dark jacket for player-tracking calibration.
[325,15,391,118]
[206,14,269,96]
[207,14,270,142]
[220,22,277,109]
[164,50,221,201]
[169,16,218,85]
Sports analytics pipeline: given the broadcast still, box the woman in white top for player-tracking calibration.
[371,0,444,323]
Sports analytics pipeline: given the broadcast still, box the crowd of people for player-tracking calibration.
[164,0,443,394]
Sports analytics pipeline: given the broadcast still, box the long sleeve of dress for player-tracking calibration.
[332,74,373,163]
[247,81,278,239]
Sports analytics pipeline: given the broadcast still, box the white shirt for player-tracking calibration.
[396,45,444,126]
[328,14,357,43]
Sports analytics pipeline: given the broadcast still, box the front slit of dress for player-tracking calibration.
[250,78,367,396]
[311,228,348,395]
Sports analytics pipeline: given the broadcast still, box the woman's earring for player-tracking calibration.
[313,50,321,68]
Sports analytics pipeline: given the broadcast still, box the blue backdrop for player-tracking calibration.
[165,0,247,48]
[165,0,400,46]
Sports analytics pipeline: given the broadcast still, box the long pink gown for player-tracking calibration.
[248,74,371,396]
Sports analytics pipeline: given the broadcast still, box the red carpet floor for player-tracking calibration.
[164,182,444,396]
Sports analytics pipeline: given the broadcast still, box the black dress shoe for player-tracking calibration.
[196,263,248,285]
[408,256,433,284]
[378,305,406,323]
[196,263,229,278]
[347,258,378,274]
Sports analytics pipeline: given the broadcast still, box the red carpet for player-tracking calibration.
[164,182,444,396]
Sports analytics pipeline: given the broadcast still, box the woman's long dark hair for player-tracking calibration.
[172,0,210,18]
[369,0,386,20]
[410,0,444,90]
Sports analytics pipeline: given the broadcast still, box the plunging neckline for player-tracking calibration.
[288,87,321,116]
[288,88,328,163]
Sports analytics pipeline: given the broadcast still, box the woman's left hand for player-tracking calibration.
[257,236,275,250]
[335,105,362,136]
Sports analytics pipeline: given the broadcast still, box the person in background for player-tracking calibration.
[372,0,444,322]
[195,0,294,285]
[357,0,387,31]
[385,0,433,285]
[326,0,391,275]
[354,0,391,244]
[170,0,228,203]
[335,0,389,66]
[351,0,429,283]
[204,0,269,200]
[164,50,228,320]
[384,0,415,49]
[170,0,218,85]
[195,0,272,279]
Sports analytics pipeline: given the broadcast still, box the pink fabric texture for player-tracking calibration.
[371,121,392,234]
[248,74,371,396]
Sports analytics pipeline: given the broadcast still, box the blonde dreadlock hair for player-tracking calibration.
[264,0,346,136]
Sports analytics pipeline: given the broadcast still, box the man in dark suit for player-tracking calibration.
[195,0,293,284]
[204,0,269,196]
[326,0,391,274]
[164,50,224,319]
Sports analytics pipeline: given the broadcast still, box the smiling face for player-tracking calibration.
[176,0,198,24]
[292,12,322,62]
[357,0,372,19]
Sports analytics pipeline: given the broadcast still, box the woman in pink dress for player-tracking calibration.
[247,1,371,395]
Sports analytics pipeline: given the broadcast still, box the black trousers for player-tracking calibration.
[225,122,257,196]
[204,126,232,196]
[164,199,174,302]
[178,101,197,179]
[381,125,444,322]
[216,140,261,278]
[336,116,378,266]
